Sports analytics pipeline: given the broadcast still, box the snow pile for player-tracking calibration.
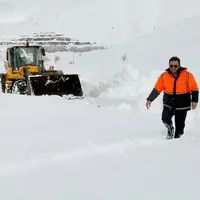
[83,64,162,109]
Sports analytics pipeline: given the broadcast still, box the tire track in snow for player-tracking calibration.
[0,136,172,176]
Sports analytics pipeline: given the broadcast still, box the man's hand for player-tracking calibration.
[192,102,197,110]
[146,100,151,109]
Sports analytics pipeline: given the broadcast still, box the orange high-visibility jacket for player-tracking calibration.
[147,67,199,110]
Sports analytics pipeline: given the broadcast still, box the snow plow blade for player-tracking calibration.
[28,74,83,97]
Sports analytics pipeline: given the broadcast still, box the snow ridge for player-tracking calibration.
[82,64,162,108]
[0,32,109,53]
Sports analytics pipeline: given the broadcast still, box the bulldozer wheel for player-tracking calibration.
[12,80,27,95]
[0,74,6,93]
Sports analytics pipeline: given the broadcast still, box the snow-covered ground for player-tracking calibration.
[0,0,200,199]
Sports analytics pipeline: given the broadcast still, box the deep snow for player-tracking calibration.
[0,0,200,200]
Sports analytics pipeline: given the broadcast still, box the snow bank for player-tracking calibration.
[86,65,160,98]
[82,64,162,109]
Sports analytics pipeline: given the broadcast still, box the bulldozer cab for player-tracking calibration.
[7,44,45,70]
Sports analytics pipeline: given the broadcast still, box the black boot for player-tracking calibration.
[165,124,174,139]
[174,132,183,139]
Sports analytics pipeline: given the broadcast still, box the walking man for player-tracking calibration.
[146,56,199,139]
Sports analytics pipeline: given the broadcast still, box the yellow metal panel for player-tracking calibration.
[6,66,39,79]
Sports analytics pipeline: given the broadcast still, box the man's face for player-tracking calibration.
[169,60,180,73]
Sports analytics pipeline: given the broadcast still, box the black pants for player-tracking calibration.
[162,107,187,137]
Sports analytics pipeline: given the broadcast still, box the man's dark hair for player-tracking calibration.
[169,56,181,65]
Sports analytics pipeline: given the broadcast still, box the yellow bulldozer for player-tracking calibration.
[0,40,83,97]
